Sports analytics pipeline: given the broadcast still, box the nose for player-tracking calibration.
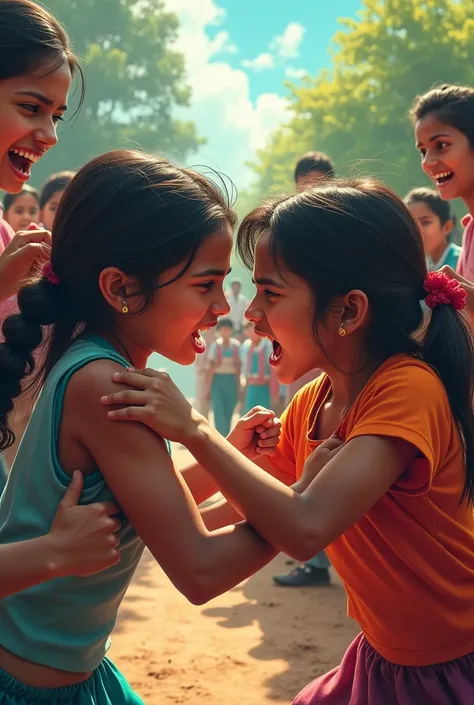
[422,149,438,172]
[245,297,263,323]
[214,289,231,317]
[34,120,58,149]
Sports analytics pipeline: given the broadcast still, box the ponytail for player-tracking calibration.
[0,279,66,451]
[422,304,474,504]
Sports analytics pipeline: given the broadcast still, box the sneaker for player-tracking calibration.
[272,564,330,587]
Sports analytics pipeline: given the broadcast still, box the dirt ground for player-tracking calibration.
[109,447,359,704]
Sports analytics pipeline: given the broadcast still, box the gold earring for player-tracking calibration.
[121,300,129,314]
[338,324,346,337]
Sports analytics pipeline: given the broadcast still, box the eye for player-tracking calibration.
[418,148,426,157]
[263,287,279,299]
[436,141,449,150]
[19,103,39,115]
[197,281,216,291]
[53,114,64,124]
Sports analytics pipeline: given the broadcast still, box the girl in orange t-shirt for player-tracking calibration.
[104,178,474,704]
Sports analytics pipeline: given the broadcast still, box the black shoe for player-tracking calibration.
[273,564,330,587]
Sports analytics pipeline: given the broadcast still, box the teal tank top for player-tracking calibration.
[0,335,161,673]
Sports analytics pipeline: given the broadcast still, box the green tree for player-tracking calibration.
[252,0,474,211]
[34,0,202,185]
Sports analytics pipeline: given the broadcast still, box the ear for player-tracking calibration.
[340,289,370,335]
[442,218,454,239]
[98,267,139,314]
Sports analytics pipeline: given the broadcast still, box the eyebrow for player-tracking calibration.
[252,277,284,287]
[415,132,451,148]
[191,268,232,278]
[15,91,67,111]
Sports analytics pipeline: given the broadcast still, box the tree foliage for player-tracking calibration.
[34,0,201,184]
[251,0,474,206]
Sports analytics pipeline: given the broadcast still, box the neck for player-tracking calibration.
[463,190,474,217]
[97,329,150,369]
[430,241,449,265]
[324,352,385,411]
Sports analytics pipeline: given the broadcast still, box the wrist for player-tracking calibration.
[39,533,67,580]
[185,416,215,452]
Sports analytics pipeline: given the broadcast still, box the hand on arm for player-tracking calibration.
[102,369,400,560]
[0,471,120,599]
[101,369,282,505]
[72,362,277,604]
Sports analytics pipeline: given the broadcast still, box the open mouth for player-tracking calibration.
[8,148,40,181]
[433,171,454,187]
[191,323,216,354]
[269,339,283,366]
[191,330,206,353]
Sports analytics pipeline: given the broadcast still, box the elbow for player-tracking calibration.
[179,573,223,606]
[283,519,326,563]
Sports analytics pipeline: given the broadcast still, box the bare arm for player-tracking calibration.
[70,361,277,604]
[186,423,418,560]
[200,456,294,530]
[0,472,120,599]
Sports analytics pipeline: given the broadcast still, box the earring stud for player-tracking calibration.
[121,300,129,314]
[338,324,346,337]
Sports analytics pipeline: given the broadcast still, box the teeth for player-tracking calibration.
[9,147,40,163]
[433,171,453,180]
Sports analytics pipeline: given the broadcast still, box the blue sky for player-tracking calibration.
[208,0,362,102]
[165,0,363,187]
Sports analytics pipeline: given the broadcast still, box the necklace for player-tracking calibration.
[109,332,134,367]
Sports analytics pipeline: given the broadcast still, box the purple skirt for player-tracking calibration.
[293,633,474,705]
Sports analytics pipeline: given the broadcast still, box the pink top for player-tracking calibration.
[456,214,474,282]
[0,214,14,254]
[0,213,17,326]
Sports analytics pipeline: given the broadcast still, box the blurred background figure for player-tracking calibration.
[241,321,279,414]
[225,278,249,341]
[194,328,216,419]
[405,187,461,272]
[207,318,241,436]
[39,171,76,232]
[294,151,335,190]
[3,186,40,233]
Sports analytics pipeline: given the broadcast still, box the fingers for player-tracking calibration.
[101,389,147,407]
[60,471,84,508]
[107,406,147,421]
[10,228,52,249]
[320,437,344,451]
[110,369,168,390]
[238,409,276,430]
[440,265,473,288]
[257,424,280,441]
[94,501,120,518]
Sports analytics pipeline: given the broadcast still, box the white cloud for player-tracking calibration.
[163,0,289,188]
[209,30,238,55]
[271,22,305,59]
[241,52,274,71]
[285,66,307,79]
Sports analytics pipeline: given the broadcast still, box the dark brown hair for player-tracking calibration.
[40,170,76,209]
[0,150,236,450]
[405,187,455,230]
[238,177,474,504]
[3,184,40,213]
[410,84,474,148]
[294,151,335,183]
[0,0,84,107]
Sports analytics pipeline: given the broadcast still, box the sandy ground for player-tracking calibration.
[109,446,359,704]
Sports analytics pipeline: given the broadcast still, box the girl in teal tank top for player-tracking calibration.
[0,1,131,604]
[0,151,280,703]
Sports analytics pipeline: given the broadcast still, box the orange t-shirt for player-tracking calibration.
[271,355,474,666]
